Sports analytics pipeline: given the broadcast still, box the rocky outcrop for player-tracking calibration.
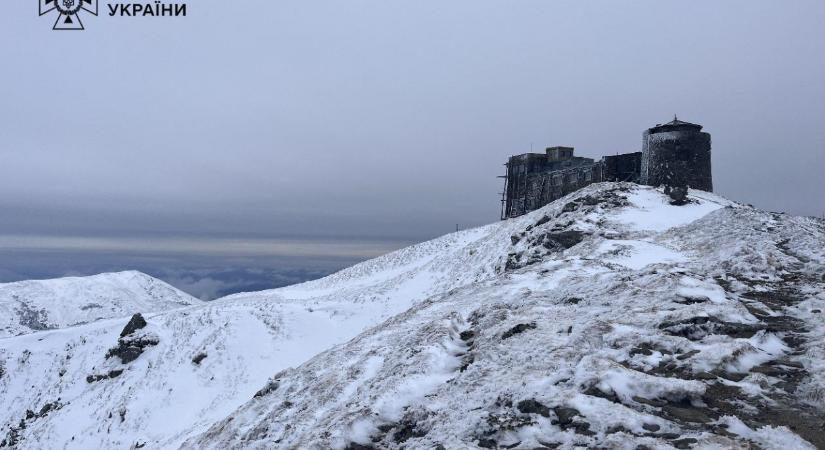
[105,313,158,364]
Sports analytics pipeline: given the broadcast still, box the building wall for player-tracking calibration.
[602,152,642,182]
[641,130,712,191]
[504,160,604,218]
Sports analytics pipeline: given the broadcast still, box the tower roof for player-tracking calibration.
[648,115,703,133]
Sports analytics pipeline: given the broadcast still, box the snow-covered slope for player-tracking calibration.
[0,271,202,338]
[0,201,525,449]
[2,183,824,450]
[183,184,825,450]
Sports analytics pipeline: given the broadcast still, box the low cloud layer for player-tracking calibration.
[0,237,410,299]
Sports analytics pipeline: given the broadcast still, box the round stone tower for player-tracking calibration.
[640,116,712,192]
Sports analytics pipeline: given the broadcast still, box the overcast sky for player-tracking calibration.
[1,1,824,295]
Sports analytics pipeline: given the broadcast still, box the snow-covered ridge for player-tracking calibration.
[185,184,825,450]
[2,183,824,450]
[0,192,533,449]
[0,271,202,338]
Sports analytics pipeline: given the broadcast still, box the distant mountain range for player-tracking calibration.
[0,271,201,338]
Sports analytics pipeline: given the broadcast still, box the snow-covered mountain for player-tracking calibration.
[0,271,202,338]
[0,207,516,449]
[2,183,824,450]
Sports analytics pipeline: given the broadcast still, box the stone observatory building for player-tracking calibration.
[641,117,713,192]
[501,117,713,219]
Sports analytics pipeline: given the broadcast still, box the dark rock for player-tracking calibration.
[105,334,159,364]
[344,443,375,450]
[192,353,208,365]
[662,405,712,424]
[606,425,631,434]
[676,349,700,360]
[459,330,476,342]
[562,202,579,213]
[546,231,585,249]
[119,313,147,337]
[659,316,763,340]
[502,322,536,340]
[654,432,681,439]
[86,373,110,383]
[583,385,620,403]
[676,296,709,304]
[712,370,747,382]
[505,252,523,271]
[534,215,551,227]
[505,230,587,271]
[581,195,600,206]
[773,358,804,369]
[254,380,279,398]
[750,364,785,377]
[667,186,689,205]
[494,396,513,408]
[642,423,660,432]
[571,421,595,436]
[741,289,802,307]
[477,438,497,448]
[459,354,474,372]
[630,343,654,356]
[564,297,582,305]
[695,371,717,380]
[392,421,425,443]
[635,446,653,450]
[517,399,550,417]
[632,396,666,407]
[486,411,534,431]
[552,407,580,426]
[701,383,746,414]
[29,401,62,420]
[812,309,821,314]
[671,438,698,449]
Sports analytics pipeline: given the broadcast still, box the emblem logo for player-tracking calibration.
[39,0,98,30]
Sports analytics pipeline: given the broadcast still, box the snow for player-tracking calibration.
[0,200,521,449]
[725,332,789,373]
[719,416,816,450]
[0,271,201,338]
[676,276,729,304]
[179,184,824,449]
[2,183,824,450]
[595,239,687,270]
[612,188,729,232]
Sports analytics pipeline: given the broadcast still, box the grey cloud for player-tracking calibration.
[1,1,824,289]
